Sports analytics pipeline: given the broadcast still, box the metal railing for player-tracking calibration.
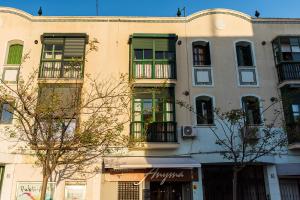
[132,60,176,79]
[130,121,177,142]
[287,123,300,144]
[39,61,83,79]
[276,63,300,82]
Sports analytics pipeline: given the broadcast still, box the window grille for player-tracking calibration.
[118,182,139,200]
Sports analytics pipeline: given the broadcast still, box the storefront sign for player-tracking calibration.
[16,182,55,200]
[105,168,198,184]
[138,168,185,185]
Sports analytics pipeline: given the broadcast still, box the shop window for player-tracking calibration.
[6,44,23,65]
[0,102,13,124]
[118,182,139,200]
[192,41,212,86]
[65,183,86,200]
[195,96,214,125]
[235,41,258,86]
[242,96,262,125]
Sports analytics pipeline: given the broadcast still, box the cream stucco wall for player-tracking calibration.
[0,6,300,200]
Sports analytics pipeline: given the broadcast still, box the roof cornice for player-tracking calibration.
[1,6,300,24]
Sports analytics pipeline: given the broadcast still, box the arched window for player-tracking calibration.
[235,41,258,86]
[195,96,214,125]
[193,41,211,66]
[192,41,213,86]
[236,41,253,66]
[7,44,23,65]
[242,96,261,125]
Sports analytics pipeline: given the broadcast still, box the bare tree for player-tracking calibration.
[0,40,131,199]
[177,97,288,200]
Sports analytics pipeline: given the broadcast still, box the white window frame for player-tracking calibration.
[240,94,264,126]
[191,40,214,87]
[193,94,216,127]
[2,67,19,84]
[234,40,259,87]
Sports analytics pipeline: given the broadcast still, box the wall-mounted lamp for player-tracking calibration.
[183,91,190,96]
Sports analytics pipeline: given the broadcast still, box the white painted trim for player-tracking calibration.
[233,40,260,87]
[190,40,214,87]
[193,94,216,126]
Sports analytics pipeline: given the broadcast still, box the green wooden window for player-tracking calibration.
[132,87,175,123]
[40,37,86,78]
[131,36,177,79]
[7,44,23,64]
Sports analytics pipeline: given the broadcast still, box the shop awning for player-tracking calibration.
[104,157,201,169]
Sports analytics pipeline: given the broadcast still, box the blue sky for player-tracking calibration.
[0,0,299,18]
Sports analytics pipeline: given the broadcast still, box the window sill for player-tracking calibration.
[129,142,180,150]
[194,124,216,128]
[238,84,259,88]
[2,64,21,67]
[0,122,13,125]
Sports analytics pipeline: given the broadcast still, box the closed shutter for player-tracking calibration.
[38,86,81,118]
[43,38,64,44]
[64,38,86,58]
[7,44,23,64]
[132,38,153,49]
[280,179,300,200]
[155,38,176,51]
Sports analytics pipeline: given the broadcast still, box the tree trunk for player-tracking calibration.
[232,167,239,200]
[40,173,49,200]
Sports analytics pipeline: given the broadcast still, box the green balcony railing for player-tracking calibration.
[276,63,300,83]
[287,123,300,144]
[130,121,177,143]
[132,60,176,79]
[39,61,83,79]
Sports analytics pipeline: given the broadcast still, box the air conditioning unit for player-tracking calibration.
[182,126,197,138]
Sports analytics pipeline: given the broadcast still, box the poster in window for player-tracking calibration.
[65,184,86,200]
[16,182,55,200]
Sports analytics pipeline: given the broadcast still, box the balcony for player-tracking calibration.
[276,63,300,83]
[287,123,300,149]
[130,121,177,143]
[39,61,83,79]
[132,61,176,79]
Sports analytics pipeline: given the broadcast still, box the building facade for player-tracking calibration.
[0,6,299,200]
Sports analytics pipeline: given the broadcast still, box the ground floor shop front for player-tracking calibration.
[0,159,300,200]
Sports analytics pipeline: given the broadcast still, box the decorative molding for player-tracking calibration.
[2,7,300,24]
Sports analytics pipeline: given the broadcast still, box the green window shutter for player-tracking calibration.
[154,38,176,51]
[132,38,153,49]
[64,38,86,58]
[43,38,64,44]
[7,44,23,64]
